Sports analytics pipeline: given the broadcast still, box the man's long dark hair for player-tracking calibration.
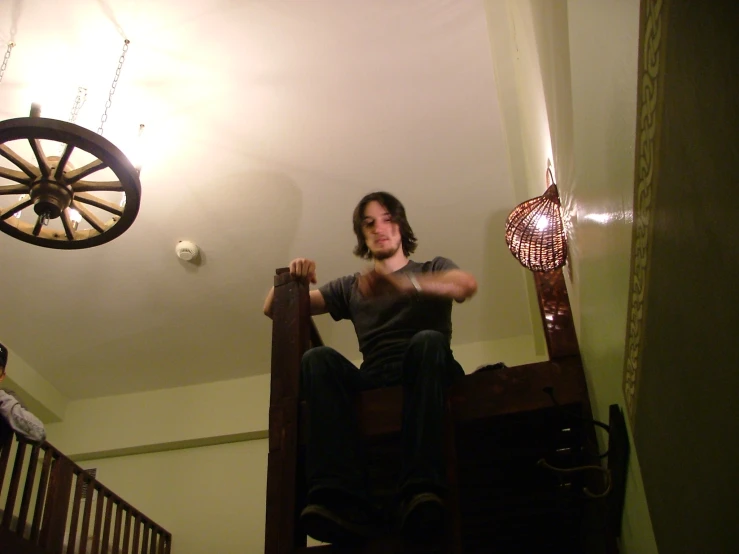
[352,192,418,259]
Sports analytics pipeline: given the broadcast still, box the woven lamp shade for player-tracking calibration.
[505,184,567,272]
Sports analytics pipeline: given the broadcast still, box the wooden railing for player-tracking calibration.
[0,430,172,554]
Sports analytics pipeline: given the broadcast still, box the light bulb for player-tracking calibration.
[13,195,28,219]
[69,208,82,230]
[125,124,146,173]
[535,215,550,231]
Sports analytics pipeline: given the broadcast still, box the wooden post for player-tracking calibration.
[264,269,312,554]
[532,268,580,361]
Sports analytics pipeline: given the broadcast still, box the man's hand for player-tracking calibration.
[264,258,325,319]
[289,258,317,284]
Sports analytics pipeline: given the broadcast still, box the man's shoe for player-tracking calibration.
[398,491,445,540]
[300,503,378,545]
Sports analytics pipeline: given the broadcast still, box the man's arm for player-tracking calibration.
[263,258,329,319]
[360,269,478,303]
[411,269,477,302]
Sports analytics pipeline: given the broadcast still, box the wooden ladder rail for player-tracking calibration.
[264,269,313,554]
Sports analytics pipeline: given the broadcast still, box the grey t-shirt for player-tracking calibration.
[318,257,459,370]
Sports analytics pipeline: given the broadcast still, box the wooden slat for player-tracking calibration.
[2,439,26,529]
[42,455,75,554]
[141,523,150,554]
[131,513,141,554]
[112,501,124,554]
[17,442,41,536]
[78,474,95,554]
[101,492,114,554]
[121,509,132,554]
[30,447,54,542]
[149,528,158,554]
[91,486,106,554]
[66,471,86,554]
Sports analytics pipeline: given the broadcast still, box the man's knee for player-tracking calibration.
[404,330,456,383]
[409,330,446,349]
[301,346,341,379]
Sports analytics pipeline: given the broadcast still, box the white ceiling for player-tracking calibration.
[0,0,531,400]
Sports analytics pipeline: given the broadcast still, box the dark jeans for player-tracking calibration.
[300,330,464,505]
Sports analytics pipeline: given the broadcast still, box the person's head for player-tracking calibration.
[352,192,417,260]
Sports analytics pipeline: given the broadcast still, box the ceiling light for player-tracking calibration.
[505,167,568,272]
[0,40,141,249]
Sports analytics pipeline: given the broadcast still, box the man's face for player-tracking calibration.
[361,201,402,260]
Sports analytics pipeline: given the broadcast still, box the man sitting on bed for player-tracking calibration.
[263,191,477,545]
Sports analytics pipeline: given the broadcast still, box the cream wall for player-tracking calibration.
[533,0,658,552]
[485,0,658,552]
[46,373,271,459]
[2,344,68,423]
[81,439,269,554]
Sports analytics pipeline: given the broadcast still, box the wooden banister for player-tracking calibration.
[265,269,313,554]
[0,432,173,554]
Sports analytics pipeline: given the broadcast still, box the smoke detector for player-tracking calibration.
[175,240,199,261]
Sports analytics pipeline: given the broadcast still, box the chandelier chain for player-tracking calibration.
[97,39,130,135]
[69,87,88,123]
[0,42,16,85]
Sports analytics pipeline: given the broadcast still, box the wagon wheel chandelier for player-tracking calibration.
[0,39,141,249]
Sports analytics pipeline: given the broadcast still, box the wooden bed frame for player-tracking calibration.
[264,268,618,553]
[0,430,172,554]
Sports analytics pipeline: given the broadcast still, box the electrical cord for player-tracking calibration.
[543,386,610,458]
[536,459,613,499]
